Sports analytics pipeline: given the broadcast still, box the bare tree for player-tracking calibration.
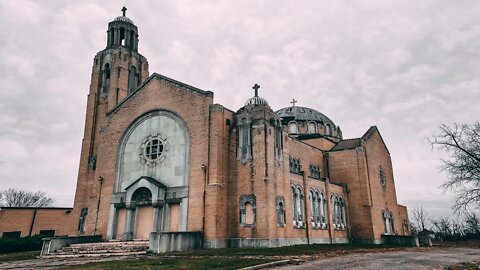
[429,122,480,213]
[464,212,480,235]
[0,189,55,207]
[410,206,431,235]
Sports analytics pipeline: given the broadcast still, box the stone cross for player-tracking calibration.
[252,84,260,97]
[122,6,127,17]
[290,98,297,107]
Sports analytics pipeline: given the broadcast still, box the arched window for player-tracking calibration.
[291,185,305,227]
[131,187,152,206]
[320,192,326,226]
[310,190,315,223]
[102,63,110,95]
[237,118,252,160]
[128,66,138,94]
[288,121,298,134]
[325,124,332,136]
[276,197,286,226]
[239,195,256,225]
[120,27,126,46]
[383,209,394,235]
[307,122,316,134]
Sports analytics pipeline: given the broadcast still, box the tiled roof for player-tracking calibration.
[330,138,361,151]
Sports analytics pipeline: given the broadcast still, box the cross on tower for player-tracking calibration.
[121,6,127,17]
[252,83,260,97]
[290,98,298,107]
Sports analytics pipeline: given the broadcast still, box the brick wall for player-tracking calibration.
[0,208,73,237]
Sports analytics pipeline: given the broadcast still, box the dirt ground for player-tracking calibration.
[1,247,479,269]
[274,248,480,270]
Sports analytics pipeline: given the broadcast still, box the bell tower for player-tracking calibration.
[71,7,149,236]
[92,6,149,111]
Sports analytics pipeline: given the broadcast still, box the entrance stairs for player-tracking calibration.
[42,240,149,258]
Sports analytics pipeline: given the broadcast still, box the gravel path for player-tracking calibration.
[274,248,480,270]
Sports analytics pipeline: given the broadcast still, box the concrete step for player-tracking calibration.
[42,251,147,258]
[46,241,149,258]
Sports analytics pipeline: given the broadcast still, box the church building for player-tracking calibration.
[0,9,410,249]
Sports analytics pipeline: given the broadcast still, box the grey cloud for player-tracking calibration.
[1,1,479,216]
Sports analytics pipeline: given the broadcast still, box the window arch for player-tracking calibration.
[240,195,256,226]
[310,189,327,229]
[307,122,317,134]
[319,192,327,226]
[291,185,305,227]
[276,196,286,226]
[383,209,394,235]
[288,121,299,134]
[131,187,152,206]
[331,194,346,229]
[325,124,332,136]
[102,63,111,95]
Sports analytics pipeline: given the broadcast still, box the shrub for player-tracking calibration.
[0,235,44,254]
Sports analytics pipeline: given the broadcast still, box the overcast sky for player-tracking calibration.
[1,0,479,219]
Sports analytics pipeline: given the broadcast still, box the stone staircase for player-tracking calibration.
[42,240,149,258]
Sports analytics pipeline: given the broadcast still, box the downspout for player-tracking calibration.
[201,164,208,240]
[29,209,38,236]
[324,153,333,244]
[93,176,104,235]
[301,170,310,245]
[202,106,212,243]
[343,183,352,242]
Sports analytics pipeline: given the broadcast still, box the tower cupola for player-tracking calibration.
[106,7,139,51]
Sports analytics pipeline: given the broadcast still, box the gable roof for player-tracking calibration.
[330,138,361,151]
[107,73,214,117]
[124,176,167,191]
[329,126,390,154]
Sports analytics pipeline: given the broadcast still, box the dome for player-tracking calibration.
[244,96,269,106]
[113,16,134,24]
[276,106,336,128]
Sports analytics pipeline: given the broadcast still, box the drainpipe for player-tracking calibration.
[323,153,333,244]
[201,164,208,241]
[29,209,38,236]
[93,176,104,235]
[301,170,310,245]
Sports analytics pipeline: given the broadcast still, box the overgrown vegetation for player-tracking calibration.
[0,251,38,262]
[0,235,43,254]
[410,206,480,241]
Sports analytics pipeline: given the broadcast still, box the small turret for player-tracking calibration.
[106,6,139,51]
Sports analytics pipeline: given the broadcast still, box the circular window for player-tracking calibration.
[140,134,167,167]
[144,138,164,161]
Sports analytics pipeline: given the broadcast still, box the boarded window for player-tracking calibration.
[1,231,21,238]
[39,230,55,237]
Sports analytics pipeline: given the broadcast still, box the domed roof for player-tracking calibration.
[245,96,269,106]
[276,106,337,127]
[113,16,134,24]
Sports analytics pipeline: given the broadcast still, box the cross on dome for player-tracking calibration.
[290,98,298,107]
[121,6,127,17]
[252,83,260,97]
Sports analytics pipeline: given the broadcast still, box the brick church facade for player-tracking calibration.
[0,10,410,247]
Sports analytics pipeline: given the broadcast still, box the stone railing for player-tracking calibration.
[149,231,202,253]
[40,235,102,256]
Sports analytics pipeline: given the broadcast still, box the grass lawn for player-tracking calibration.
[179,243,407,257]
[65,244,412,270]
[0,250,39,262]
[65,257,276,270]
